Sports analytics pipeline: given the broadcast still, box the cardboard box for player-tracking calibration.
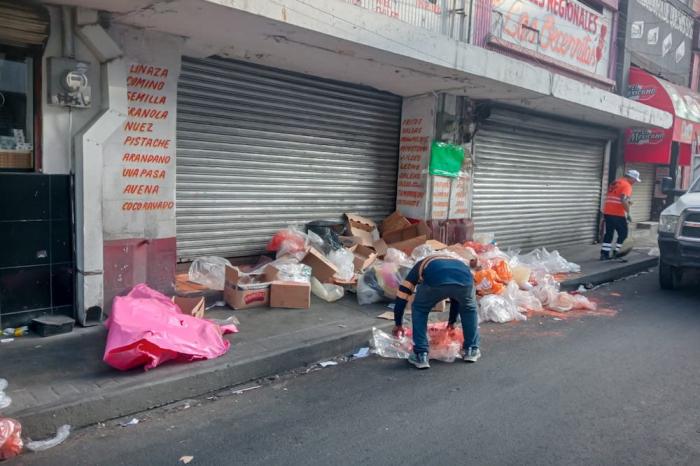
[301,247,339,283]
[224,265,278,310]
[381,211,411,234]
[352,244,377,273]
[373,239,388,258]
[172,296,206,319]
[389,235,427,256]
[345,213,379,247]
[270,281,311,309]
[381,220,432,256]
[382,221,431,244]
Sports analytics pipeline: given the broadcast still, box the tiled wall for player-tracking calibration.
[0,173,74,327]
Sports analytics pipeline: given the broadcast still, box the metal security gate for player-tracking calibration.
[472,109,611,250]
[625,163,655,223]
[176,57,401,260]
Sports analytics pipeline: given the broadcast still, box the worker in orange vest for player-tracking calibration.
[600,169,641,260]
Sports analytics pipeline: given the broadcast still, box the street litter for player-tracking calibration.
[353,347,370,359]
[120,418,140,427]
[232,385,261,395]
[0,417,22,460]
[25,424,70,452]
[180,456,194,464]
[319,361,338,368]
[188,256,232,291]
[0,339,13,344]
[371,324,463,362]
[0,379,11,410]
[104,284,237,371]
[2,326,28,338]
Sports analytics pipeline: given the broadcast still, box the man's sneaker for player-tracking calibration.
[463,347,481,363]
[408,352,430,369]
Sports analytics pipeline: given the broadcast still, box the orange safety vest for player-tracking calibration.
[603,178,632,217]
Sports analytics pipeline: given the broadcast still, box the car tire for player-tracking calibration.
[659,261,683,290]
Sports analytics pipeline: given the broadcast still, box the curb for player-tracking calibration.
[559,257,658,291]
[15,321,393,437]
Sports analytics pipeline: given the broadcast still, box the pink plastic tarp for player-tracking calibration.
[104,284,237,371]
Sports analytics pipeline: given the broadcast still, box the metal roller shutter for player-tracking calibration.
[625,163,655,223]
[472,109,608,250]
[176,57,401,260]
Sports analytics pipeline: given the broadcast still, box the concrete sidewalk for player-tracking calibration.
[0,243,658,437]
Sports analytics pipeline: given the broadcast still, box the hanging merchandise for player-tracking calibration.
[429,141,465,178]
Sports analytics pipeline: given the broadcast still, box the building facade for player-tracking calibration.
[0,0,671,327]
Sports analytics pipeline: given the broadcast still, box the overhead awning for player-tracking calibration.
[625,67,695,166]
[0,1,49,48]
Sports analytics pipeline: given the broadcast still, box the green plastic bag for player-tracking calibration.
[429,141,465,178]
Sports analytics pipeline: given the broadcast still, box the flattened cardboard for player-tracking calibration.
[224,265,278,310]
[381,211,411,234]
[270,281,311,309]
[382,221,431,245]
[389,235,427,255]
[172,296,206,319]
[301,247,339,283]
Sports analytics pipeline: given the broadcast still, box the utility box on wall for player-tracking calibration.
[47,57,92,108]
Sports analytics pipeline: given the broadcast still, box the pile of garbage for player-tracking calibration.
[185,211,594,324]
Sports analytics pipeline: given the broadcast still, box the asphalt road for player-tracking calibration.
[10,270,700,466]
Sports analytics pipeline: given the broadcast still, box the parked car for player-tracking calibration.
[658,176,700,289]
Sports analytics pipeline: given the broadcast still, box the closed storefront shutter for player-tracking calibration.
[176,57,401,260]
[472,109,609,250]
[625,163,655,223]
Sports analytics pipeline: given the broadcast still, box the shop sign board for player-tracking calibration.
[490,0,612,79]
[626,0,693,86]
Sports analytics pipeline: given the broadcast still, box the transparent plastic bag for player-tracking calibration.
[188,256,232,291]
[0,378,9,410]
[504,282,542,312]
[411,244,436,262]
[427,324,463,363]
[0,394,10,411]
[572,294,597,311]
[478,294,526,323]
[275,262,312,283]
[511,265,532,288]
[267,226,306,252]
[310,277,344,302]
[25,425,70,452]
[370,327,412,359]
[513,248,580,274]
[357,273,384,305]
[548,292,575,312]
[373,262,402,300]
[327,248,355,281]
[384,248,413,267]
[0,417,22,460]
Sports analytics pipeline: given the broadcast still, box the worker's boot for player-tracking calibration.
[600,251,610,261]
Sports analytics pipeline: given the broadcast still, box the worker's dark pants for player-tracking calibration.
[601,214,628,257]
[412,284,479,355]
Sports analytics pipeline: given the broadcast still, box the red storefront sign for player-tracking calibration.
[625,67,695,165]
